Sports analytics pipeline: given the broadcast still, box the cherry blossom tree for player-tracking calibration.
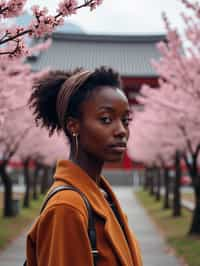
[128,85,185,216]
[154,0,200,233]
[0,56,49,216]
[0,60,32,215]
[0,106,31,216]
[128,0,200,234]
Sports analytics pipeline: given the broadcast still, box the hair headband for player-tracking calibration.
[56,70,93,130]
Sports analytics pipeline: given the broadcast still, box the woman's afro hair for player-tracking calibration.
[29,66,122,137]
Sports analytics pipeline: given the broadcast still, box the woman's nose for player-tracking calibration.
[113,120,127,138]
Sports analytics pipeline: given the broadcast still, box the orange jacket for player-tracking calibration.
[26,160,143,266]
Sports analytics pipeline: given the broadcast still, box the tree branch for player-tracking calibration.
[0,32,9,42]
[0,40,20,56]
[0,29,31,46]
[0,6,9,14]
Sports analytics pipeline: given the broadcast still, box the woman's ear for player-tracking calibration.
[66,117,80,136]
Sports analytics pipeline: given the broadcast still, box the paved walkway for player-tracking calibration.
[114,187,183,266]
[0,187,184,266]
[0,231,26,266]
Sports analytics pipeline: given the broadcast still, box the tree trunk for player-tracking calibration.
[40,166,49,194]
[163,167,170,209]
[173,151,181,217]
[155,168,161,201]
[189,185,200,235]
[23,158,31,208]
[183,148,200,235]
[143,169,148,190]
[32,164,40,200]
[149,174,155,196]
[0,164,14,217]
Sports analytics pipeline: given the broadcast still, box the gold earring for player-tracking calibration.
[72,133,79,159]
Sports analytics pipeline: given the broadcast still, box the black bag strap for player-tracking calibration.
[24,185,98,266]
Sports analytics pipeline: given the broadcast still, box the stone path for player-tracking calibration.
[0,231,26,266]
[114,187,183,266]
[0,187,184,266]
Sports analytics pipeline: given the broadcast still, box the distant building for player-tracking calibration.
[28,30,164,107]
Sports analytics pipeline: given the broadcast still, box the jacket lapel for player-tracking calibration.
[103,208,134,266]
[54,160,136,266]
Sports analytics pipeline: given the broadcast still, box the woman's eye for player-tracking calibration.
[122,117,132,126]
[100,117,112,124]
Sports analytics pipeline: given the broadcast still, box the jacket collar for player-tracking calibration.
[54,160,141,266]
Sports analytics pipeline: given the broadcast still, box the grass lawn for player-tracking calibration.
[135,189,200,266]
[0,193,43,250]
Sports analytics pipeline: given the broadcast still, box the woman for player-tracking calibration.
[26,66,142,266]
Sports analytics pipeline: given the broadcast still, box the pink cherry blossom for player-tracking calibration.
[57,0,78,16]
[0,0,26,18]
[89,0,104,11]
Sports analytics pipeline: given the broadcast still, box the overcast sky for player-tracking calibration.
[25,0,196,35]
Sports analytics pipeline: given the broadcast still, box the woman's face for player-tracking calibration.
[78,86,131,162]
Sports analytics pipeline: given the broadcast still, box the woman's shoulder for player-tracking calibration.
[28,187,88,235]
[27,188,89,242]
[43,185,88,220]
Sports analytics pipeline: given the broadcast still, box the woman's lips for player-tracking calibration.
[108,145,127,153]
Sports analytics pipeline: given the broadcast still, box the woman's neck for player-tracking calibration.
[69,152,104,185]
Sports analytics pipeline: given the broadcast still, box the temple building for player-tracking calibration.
[28,26,164,108]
